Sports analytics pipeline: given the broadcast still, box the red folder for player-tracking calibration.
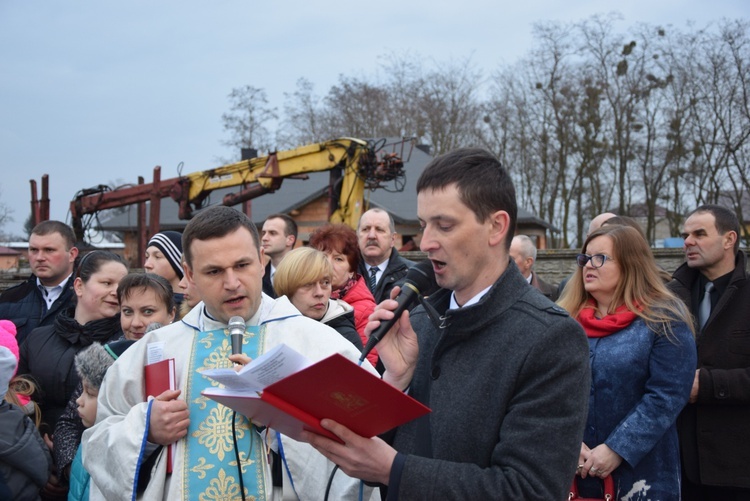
[202,353,430,443]
[144,358,176,473]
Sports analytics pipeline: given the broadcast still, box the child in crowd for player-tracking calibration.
[0,319,41,426]
[67,340,134,501]
[0,345,52,500]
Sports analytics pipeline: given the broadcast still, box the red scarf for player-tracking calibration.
[577,300,639,338]
[331,274,359,301]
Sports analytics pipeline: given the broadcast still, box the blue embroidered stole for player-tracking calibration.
[183,325,268,500]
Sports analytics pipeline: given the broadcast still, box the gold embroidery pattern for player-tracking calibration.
[229,448,257,474]
[198,331,215,349]
[190,457,215,480]
[193,405,243,461]
[198,468,254,501]
[192,394,211,410]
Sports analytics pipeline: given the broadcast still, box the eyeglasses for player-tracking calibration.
[576,253,614,269]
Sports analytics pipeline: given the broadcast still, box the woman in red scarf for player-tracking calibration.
[558,225,695,500]
[309,224,377,367]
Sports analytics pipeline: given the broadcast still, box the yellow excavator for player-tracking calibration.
[68,137,408,248]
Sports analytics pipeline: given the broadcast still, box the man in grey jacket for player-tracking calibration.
[303,148,590,499]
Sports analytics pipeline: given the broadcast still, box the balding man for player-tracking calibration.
[357,208,414,304]
[510,235,559,301]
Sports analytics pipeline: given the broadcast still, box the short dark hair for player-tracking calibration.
[76,250,127,283]
[117,272,175,314]
[265,213,298,240]
[182,206,261,266]
[309,223,361,272]
[31,220,77,250]
[416,148,517,250]
[688,204,741,253]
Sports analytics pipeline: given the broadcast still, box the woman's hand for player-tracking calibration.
[581,443,622,478]
[576,442,590,475]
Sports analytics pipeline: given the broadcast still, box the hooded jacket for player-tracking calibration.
[320,298,363,351]
[0,399,52,501]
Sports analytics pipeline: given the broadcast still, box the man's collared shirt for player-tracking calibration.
[37,272,73,309]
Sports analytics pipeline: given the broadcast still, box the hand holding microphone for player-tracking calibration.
[228,316,245,365]
[359,261,437,365]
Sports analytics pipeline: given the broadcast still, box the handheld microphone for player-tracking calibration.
[228,316,245,356]
[359,260,437,364]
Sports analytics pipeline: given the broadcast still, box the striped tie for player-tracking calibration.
[369,267,378,292]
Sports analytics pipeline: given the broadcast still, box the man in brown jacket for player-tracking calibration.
[670,204,750,500]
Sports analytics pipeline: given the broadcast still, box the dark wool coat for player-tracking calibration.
[530,271,560,302]
[578,318,695,500]
[358,247,414,304]
[0,400,52,500]
[669,251,750,489]
[388,262,591,500]
[0,274,75,345]
[17,307,121,433]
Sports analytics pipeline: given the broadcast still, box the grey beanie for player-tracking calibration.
[0,346,17,397]
[147,231,184,280]
[74,343,117,391]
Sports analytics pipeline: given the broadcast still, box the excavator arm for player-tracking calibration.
[69,137,406,243]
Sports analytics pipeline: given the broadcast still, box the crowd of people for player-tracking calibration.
[0,147,747,500]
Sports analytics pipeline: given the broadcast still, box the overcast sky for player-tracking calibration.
[0,1,746,238]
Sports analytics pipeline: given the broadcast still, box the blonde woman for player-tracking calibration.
[558,225,696,500]
[273,247,363,352]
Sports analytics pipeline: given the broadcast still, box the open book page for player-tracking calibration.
[201,343,311,393]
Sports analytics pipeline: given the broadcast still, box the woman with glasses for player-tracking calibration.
[272,247,363,351]
[558,225,696,500]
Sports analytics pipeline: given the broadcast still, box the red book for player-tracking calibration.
[144,358,176,473]
[202,353,430,443]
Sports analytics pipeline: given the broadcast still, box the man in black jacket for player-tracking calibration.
[357,208,414,304]
[670,204,750,500]
[0,220,78,344]
[260,213,297,298]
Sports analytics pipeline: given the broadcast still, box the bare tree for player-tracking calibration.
[221,85,278,156]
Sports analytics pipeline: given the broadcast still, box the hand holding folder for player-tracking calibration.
[201,344,430,442]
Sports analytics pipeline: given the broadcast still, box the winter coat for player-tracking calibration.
[67,445,89,501]
[320,299,363,351]
[530,271,559,302]
[0,399,52,501]
[669,251,750,488]
[578,317,696,500]
[358,248,414,304]
[0,274,75,345]
[17,306,121,433]
[339,275,377,365]
[387,261,590,500]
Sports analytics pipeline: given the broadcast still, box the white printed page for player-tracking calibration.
[201,343,311,393]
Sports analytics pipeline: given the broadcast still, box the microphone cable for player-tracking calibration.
[232,410,247,501]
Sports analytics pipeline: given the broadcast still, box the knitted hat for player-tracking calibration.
[0,346,16,397]
[0,320,19,378]
[75,340,135,391]
[147,231,184,280]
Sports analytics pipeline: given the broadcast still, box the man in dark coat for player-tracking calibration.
[303,148,590,499]
[669,204,750,500]
[510,234,559,301]
[0,221,78,344]
[357,208,414,304]
[260,214,297,298]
